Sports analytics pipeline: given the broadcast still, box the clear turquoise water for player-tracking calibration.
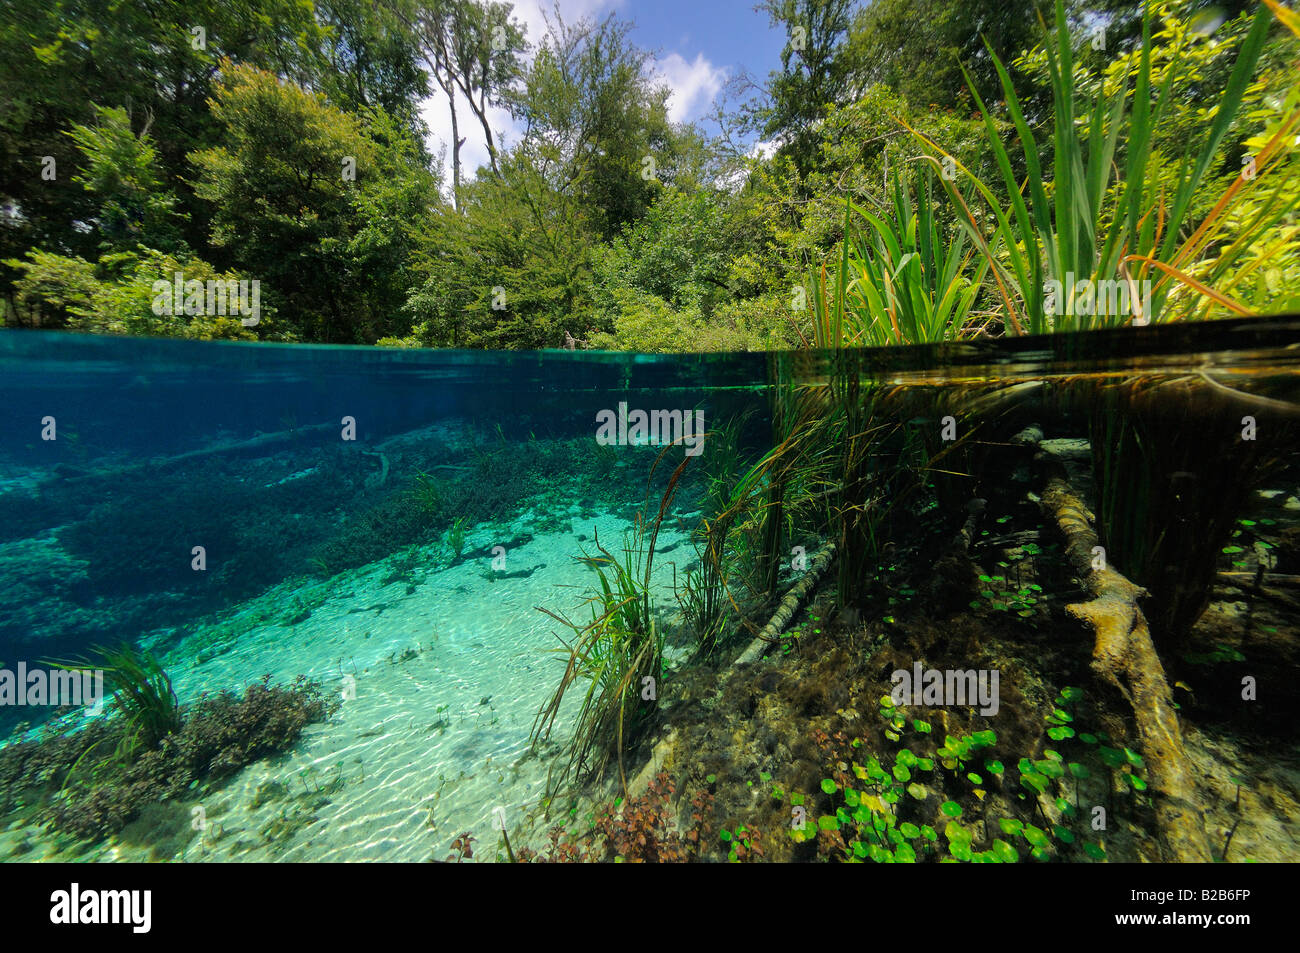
[0,318,1297,862]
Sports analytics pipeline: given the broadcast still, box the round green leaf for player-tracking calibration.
[991,839,1018,863]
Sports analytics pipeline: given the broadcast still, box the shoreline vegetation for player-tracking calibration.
[2,0,1296,350]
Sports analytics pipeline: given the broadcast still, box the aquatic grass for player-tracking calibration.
[911,0,1293,331]
[447,516,468,560]
[807,164,991,349]
[677,383,847,651]
[532,526,662,793]
[0,675,333,842]
[410,470,443,517]
[532,454,689,795]
[1086,375,1282,646]
[675,417,753,655]
[52,644,180,757]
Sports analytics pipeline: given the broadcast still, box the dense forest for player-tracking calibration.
[1,0,1296,350]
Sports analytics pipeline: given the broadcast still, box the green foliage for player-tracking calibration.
[970,574,1045,619]
[6,247,267,338]
[809,166,991,348]
[851,0,1048,110]
[191,63,437,343]
[3,0,1294,349]
[922,0,1295,331]
[790,687,1122,862]
[0,674,334,842]
[757,0,862,176]
[447,516,468,559]
[91,644,181,755]
[64,105,185,255]
[532,506,674,795]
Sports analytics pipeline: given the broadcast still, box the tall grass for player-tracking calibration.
[809,164,991,348]
[52,644,181,757]
[912,0,1296,332]
[531,456,687,796]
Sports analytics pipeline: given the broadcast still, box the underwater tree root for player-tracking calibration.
[735,540,837,666]
[1037,452,1212,863]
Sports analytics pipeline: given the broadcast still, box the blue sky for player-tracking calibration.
[420,0,789,181]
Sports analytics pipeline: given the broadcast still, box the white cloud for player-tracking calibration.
[653,52,727,124]
[511,0,622,54]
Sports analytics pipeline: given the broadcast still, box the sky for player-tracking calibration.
[418,0,788,184]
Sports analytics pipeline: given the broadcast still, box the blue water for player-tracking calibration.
[0,319,1297,862]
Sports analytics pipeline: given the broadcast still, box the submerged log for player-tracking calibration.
[735,540,837,666]
[1037,448,1213,863]
[1214,575,1300,613]
[46,421,338,488]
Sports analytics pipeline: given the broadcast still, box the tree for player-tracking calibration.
[758,0,863,178]
[65,106,186,255]
[850,0,1049,111]
[514,12,681,238]
[390,0,525,204]
[0,0,331,313]
[190,64,439,342]
[315,0,431,145]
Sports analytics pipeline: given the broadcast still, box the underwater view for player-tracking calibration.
[0,317,1297,867]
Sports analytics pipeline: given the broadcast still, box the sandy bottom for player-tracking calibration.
[2,502,697,862]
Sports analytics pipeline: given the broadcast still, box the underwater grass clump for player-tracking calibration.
[531,524,665,796]
[91,644,181,755]
[531,453,691,796]
[0,668,335,844]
